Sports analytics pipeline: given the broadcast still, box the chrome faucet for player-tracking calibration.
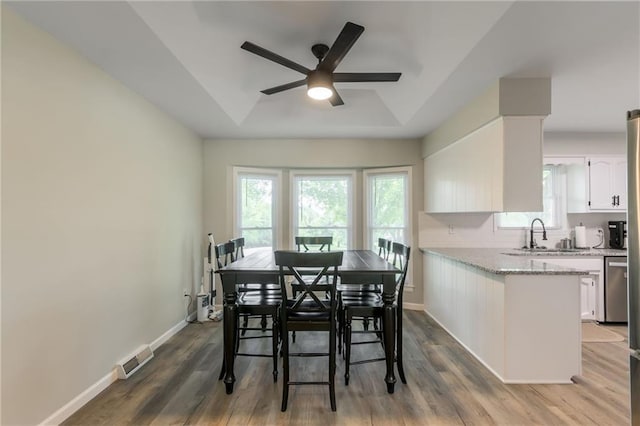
[529,218,548,248]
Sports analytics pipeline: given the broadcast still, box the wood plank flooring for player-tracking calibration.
[63,311,630,425]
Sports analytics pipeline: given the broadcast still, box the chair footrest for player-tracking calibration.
[236,353,274,358]
[351,339,381,345]
[239,335,274,340]
[289,352,329,357]
[351,357,385,366]
[288,381,330,386]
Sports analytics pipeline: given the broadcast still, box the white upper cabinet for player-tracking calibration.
[588,156,627,211]
[424,116,544,213]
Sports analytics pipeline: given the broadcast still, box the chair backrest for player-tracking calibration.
[230,237,245,259]
[295,236,333,252]
[274,250,343,315]
[214,241,236,270]
[390,242,411,307]
[377,238,392,260]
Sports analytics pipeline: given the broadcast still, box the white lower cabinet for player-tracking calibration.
[580,275,597,320]
[536,257,603,321]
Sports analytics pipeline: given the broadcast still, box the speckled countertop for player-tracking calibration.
[420,247,626,275]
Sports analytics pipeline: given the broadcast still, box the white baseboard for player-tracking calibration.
[403,302,424,311]
[150,313,194,351]
[39,316,194,426]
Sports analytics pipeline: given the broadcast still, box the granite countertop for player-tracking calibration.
[420,247,603,275]
[501,247,627,257]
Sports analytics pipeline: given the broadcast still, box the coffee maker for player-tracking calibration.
[608,220,627,249]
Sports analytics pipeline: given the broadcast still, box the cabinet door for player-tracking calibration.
[588,158,615,210]
[612,157,627,209]
[580,276,596,320]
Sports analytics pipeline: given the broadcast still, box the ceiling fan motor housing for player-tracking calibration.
[307,70,333,87]
[311,44,330,62]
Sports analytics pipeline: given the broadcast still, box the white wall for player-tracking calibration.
[544,132,626,156]
[1,9,203,425]
[203,138,424,304]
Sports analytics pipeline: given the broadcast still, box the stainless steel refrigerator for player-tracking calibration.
[628,109,640,425]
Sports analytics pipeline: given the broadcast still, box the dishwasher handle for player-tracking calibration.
[608,262,628,268]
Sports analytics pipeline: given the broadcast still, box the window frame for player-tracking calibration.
[232,167,282,250]
[363,166,412,251]
[289,169,356,250]
[495,164,566,230]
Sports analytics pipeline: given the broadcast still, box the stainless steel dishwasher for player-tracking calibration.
[604,256,628,322]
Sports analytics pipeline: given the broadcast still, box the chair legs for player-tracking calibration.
[396,314,406,384]
[344,315,352,385]
[280,329,337,412]
[281,331,290,412]
[272,316,279,382]
[329,323,337,411]
[219,310,279,383]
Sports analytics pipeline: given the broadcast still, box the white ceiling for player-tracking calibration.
[7,1,640,139]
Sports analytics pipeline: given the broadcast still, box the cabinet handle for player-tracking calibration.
[616,195,620,206]
[612,195,616,207]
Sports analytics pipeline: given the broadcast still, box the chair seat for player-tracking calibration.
[342,297,384,308]
[238,283,281,292]
[285,300,331,320]
[238,295,281,306]
[340,291,382,301]
[336,283,380,292]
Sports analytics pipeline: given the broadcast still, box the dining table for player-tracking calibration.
[216,248,400,395]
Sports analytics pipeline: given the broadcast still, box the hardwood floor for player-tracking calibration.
[63,311,630,425]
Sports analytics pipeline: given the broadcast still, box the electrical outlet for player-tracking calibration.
[448,224,455,234]
[183,289,190,297]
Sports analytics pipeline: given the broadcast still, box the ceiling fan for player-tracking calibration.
[241,22,401,106]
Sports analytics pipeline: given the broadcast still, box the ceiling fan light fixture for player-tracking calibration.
[307,86,333,100]
[307,71,333,100]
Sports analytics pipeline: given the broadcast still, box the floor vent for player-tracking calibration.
[116,344,154,379]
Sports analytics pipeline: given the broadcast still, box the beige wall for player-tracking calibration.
[204,138,424,304]
[1,9,203,425]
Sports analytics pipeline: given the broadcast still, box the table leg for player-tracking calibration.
[382,283,397,394]
[223,289,238,394]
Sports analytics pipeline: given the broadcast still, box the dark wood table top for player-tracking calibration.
[218,248,398,275]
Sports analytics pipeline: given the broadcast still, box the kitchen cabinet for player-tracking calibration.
[558,155,627,213]
[580,276,597,320]
[536,257,603,321]
[424,116,544,213]
[588,156,627,210]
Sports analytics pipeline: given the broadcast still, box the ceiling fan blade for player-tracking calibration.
[318,22,364,73]
[328,89,344,107]
[260,79,307,95]
[241,41,311,75]
[333,72,401,82]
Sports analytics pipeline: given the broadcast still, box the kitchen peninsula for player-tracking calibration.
[422,248,589,384]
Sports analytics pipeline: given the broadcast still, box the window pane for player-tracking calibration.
[294,175,351,250]
[367,171,409,250]
[371,175,406,228]
[238,174,274,248]
[496,165,561,228]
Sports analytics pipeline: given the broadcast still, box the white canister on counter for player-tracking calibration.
[574,223,587,248]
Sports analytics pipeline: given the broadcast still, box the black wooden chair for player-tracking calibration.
[335,239,390,351]
[230,237,281,334]
[230,236,246,259]
[216,241,281,382]
[294,236,333,252]
[340,242,410,385]
[274,250,343,412]
[377,237,392,260]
